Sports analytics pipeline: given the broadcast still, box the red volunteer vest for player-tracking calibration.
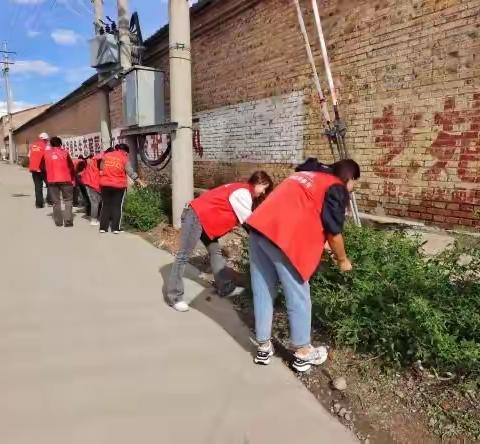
[81,154,102,192]
[44,148,73,184]
[247,172,344,282]
[28,139,47,172]
[100,150,128,188]
[190,182,253,240]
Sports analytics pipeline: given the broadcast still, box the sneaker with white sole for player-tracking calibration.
[254,341,274,365]
[292,346,328,372]
[172,301,189,312]
[99,230,106,233]
[90,220,100,226]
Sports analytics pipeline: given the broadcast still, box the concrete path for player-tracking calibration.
[0,164,355,444]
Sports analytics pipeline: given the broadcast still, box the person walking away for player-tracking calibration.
[167,171,274,312]
[74,156,91,217]
[28,132,51,208]
[81,152,103,226]
[99,143,145,233]
[246,159,360,372]
[42,137,75,227]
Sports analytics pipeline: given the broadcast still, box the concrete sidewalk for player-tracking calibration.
[0,164,355,444]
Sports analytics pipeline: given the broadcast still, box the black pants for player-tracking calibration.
[100,186,126,232]
[31,172,51,208]
[79,183,91,216]
[48,183,74,226]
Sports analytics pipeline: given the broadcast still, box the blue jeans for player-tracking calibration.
[249,230,311,348]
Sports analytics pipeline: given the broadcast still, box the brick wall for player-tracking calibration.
[12,0,480,228]
[13,89,101,157]
[143,0,480,228]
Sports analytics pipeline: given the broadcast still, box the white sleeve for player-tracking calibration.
[229,188,253,224]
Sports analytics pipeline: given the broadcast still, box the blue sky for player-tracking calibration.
[0,0,173,115]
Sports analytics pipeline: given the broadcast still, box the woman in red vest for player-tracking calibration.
[41,137,75,227]
[81,153,104,226]
[99,143,145,233]
[167,171,274,312]
[246,159,360,372]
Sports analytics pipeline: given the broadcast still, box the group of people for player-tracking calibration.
[28,132,144,232]
[167,156,360,372]
[28,131,361,372]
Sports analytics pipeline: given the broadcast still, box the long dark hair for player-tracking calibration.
[248,170,274,209]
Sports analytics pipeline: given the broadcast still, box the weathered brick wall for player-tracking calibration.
[143,0,480,228]
[13,89,101,157]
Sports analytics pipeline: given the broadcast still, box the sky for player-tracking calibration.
[0,0,179,116]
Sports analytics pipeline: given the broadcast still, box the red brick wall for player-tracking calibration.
[145,0,479,229]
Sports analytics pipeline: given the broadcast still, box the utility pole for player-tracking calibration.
[117,0,132,70]
[1,42,15,164]
[92,0,112,151]
[169,0,194,228]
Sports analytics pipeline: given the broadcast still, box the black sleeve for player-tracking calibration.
[322,184,349,235]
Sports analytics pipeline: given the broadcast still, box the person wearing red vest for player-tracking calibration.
[246,158,360,372]
[41,136,75,227]
[82,152,104,226]
[167,171,273,312]
[28,132,52,208]
[99,143,145,233]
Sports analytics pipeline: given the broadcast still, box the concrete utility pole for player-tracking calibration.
[117,0,132,70]
[1,42,15,164]
[92,0,112,151]
[169,0,194,228]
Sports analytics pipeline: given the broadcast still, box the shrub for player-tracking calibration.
[311,224,480,376]
[123,185,169,231]
[19,156,29,168]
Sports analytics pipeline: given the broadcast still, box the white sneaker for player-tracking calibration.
[254,341,274,365]
[99,230,106,233]
[172,301,189,312]
[90,220,100,226]
[292,346,329,372]
[113,230,122,234]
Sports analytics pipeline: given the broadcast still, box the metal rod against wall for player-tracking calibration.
[311,0,338,108]
[293,0,331,126]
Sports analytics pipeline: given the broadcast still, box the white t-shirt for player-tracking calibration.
[228,188,253,224]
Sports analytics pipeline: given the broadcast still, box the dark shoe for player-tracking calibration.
[35,205,44,209]
[64,222,74,227]
[55,223,63,227]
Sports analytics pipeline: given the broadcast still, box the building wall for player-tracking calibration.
[13,91,101,158]
[12,0,480,228]
[1,105,50,157]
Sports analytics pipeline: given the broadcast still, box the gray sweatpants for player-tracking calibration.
[48,183,73,226]
[86,186,101,220]
[167,207,235,304]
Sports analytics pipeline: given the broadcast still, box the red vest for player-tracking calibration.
[44,148,73,184]
[28,139,47,172]
[247,172,344,282]
[190,182,253,240]
[100,150,128,188]
[81,154,102,192]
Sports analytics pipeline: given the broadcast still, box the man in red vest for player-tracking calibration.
[246,158,360,372]
[28,132,51,208]
[167,171,273,312]
[41,136,75,227]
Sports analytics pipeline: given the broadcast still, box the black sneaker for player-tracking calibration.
[64,222,74,227]
[254,341,274,365]
[292,346,328,372]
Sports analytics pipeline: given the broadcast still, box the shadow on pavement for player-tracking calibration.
[159,263,255,356]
